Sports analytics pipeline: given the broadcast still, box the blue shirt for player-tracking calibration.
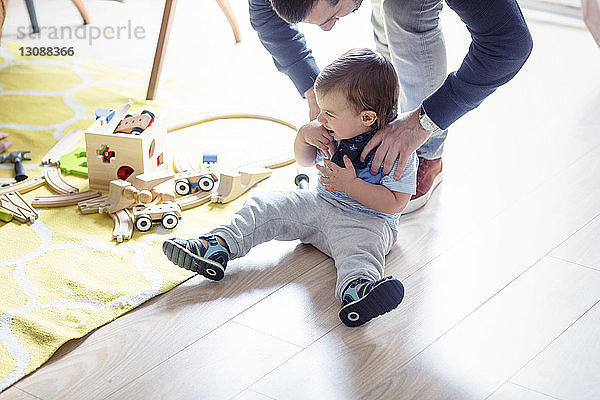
[315,150,417,230]
[249,0,533,130]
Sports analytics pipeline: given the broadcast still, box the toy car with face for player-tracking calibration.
[132,201,182,232]
[174,171,218,196]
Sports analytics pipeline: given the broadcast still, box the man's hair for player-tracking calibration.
[270,0,340,24]
[315,48,399,130]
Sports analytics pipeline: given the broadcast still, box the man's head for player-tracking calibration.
[271,0,363,31]
[314,48,399,140]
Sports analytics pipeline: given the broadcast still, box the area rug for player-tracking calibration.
[0,41,298,392]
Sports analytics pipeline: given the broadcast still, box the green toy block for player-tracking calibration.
[59,148,88,177]
[0,208,13,222]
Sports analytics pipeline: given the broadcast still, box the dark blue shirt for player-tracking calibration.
[249,0,533,130]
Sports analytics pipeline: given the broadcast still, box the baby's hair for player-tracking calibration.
[315,48,399,130]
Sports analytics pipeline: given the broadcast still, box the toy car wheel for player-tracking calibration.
[198,175,215,191]
[131,127,144,134]
[161,213,179,230]
[135,214,153,232]
[175,179,191,196]
[141,110,155,119]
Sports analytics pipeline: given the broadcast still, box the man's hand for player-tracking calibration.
[316,156,358,194]
[360,107,432,179]
[304,87,320,121]
[0,132,12,153]
[298,120,336,159]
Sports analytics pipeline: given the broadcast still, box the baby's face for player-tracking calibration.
[315,90,370,141]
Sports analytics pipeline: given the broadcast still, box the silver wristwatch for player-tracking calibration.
[419,106,441,133]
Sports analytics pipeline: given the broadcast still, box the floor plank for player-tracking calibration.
[105,321,301,400]
[550,214,600,271]
[0,387,40,400]
[510,301,600,400]
[15,242,326,400]
[487,382,559,400]
[251,257,600,399]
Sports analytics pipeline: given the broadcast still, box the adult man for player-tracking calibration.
[249,0,533,212]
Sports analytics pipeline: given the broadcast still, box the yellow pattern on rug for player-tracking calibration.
[0,42,298,392]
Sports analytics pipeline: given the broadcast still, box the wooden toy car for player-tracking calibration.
[174,171,217,196]
[132,201,182,232]
[115,110,155,134]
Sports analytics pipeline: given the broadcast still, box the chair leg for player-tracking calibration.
[215,0,241,43]
[146,0,178,101]
[70,0,90,25]
[24,0,39,33]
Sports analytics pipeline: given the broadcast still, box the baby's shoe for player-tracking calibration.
[162,235,230,281]
[339,276,404,327]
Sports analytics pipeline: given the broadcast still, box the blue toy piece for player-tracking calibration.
[202,151,218,163]
[95,108,115,122]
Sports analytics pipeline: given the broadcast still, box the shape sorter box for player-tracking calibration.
[84,115,169,190]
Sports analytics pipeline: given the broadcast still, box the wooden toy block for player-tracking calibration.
[131,170,175,191]
[84,103,168,190]
[212,167,272,204]
[58,148,88,177]
[115,112,153,134]
[0,192,38,223]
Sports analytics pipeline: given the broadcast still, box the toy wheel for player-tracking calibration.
[161,213,179,230]
[198,175,215,192]
[131,127,144,134]
[175,179,191,196]
[135,215,152,232]
[141,110,155,119]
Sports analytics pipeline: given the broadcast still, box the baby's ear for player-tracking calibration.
[360,110,377,127]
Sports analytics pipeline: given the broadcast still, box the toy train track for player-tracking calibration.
[43,165,79,194]
[0,192,38,223]
[0,176,45,196]
[110,209,133,242]
[31,190,102,208]
[41,129,83,165]
[78,194,109,214]
[174,190,213,210]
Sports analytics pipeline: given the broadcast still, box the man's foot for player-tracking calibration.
[339,276,405,327]
[403,157,443,214]
[162,235,230,281]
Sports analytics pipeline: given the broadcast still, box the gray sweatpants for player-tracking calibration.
[208,190,398,301]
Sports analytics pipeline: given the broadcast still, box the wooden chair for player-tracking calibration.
[145,0,241,100]
[24,0,90,34]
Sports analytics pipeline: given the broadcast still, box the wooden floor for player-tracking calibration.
[2,0,600,399]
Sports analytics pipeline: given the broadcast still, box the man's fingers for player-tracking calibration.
[0,131,8,140]
[392,154,410,180]
[360,131,383,162]
[0,139,12,153]
[369,144,388,175]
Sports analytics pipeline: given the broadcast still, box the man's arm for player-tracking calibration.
[424,0,534,130]
[362,0,533,178]
[249,0,320,97]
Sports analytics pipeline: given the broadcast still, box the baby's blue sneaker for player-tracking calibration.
[162,235,230,281]
[339,276,405,327]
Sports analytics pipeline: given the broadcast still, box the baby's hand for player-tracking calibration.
[298,121,335,158]
[316,156,358,194]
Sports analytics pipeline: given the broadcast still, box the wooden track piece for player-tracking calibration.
[31,191,102,208]
[42,129,84,165]
[175,190,213,211]
[110,209,133,242]
[105,180,136,214]
[0,192,38,223]
[78,194,109,214]
[43,165,79,194]
[212,168,272,203]
[0,176,45,196]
